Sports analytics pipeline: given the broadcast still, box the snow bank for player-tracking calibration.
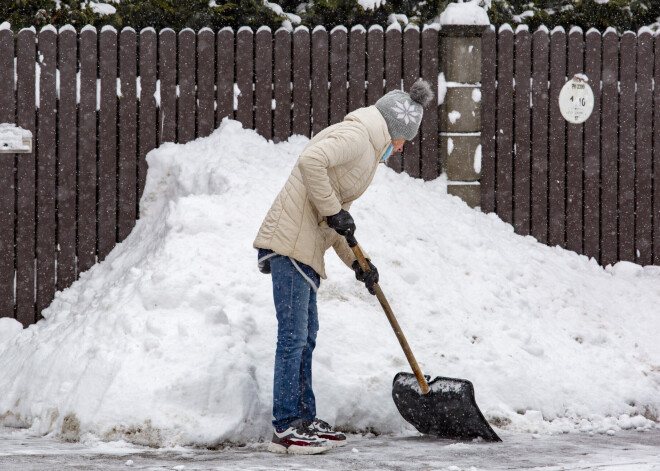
[1,120,659,446]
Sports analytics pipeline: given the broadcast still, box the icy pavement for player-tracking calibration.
[1,427,660,470]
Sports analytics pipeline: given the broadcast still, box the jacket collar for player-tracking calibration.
[343,106,392,159]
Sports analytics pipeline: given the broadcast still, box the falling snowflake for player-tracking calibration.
[392,100,420,125]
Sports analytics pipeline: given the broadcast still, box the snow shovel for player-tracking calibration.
[346,235,501,442]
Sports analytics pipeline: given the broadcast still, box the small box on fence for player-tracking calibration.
[0,123,33,154]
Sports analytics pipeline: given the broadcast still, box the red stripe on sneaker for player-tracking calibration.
[319,434,344,441]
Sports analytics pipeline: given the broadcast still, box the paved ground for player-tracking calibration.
[1,427,660,470]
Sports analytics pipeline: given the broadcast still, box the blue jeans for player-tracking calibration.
[270,255,319,430]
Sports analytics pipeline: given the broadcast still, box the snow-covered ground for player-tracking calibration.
[1,119,659,449]
[1,426,660,470]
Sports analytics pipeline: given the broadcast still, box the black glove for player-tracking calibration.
[352,259,379,295]
[326,209,356,239]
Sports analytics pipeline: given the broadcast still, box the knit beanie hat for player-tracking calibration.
[374,79,434,140]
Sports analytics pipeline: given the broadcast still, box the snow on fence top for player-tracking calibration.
[59,25,77,34]
[40,25,58,34]
[0,124,32,153]
[3,23,652,39]
[439,0,490,25]
[330,25,348,34]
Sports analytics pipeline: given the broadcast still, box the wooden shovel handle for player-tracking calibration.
[350,243,430,395]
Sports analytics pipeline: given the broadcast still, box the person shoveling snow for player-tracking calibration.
[253,78,496,454]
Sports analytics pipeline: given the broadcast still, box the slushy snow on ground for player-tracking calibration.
[0,120,659,447]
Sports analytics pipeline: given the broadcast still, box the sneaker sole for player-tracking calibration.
[268,442,332,455]
[326,439,347,448]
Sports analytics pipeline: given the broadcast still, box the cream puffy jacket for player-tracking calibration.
[253,105,391,279]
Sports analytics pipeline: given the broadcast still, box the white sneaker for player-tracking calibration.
[305,418,347,447]
[267,419,332,455]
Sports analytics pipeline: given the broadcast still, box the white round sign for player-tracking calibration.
[558,75,594,124]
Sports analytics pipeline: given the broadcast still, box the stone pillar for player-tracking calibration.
[440,25,488,208]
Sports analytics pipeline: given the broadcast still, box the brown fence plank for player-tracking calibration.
[311,27,328,136]
[273,28,291,142]
[138,28,157,204]
[78,27,98,274]
[197,28,216,138]
[16,28,36,327]
[330,27,348,126]
[531,27,549,244]
[159,29,177,144]
[236,27,254,129]
[481,26,497,214]
[349,26,366,113]
[367,26,384,106]
[548,27,566,248]
[293,27,310,137]
[566,28,584,254]
[118,28,138,243]
[0,28,15,318]
[514,26,532,235]
[618,32,636,262]
[600,30,619,266]
[385,26,402,172]
[178,29,196,143]
[0,29,13,122]
[99,27,118,261]
[255,27,273,140]
[652,36,660,265]
[496,26,514,226]
[635,31,653,265]
[402,26,421,179]
[57,27,77,290]
[655,35,660,264]
[36,27,57,318]
[420,26,439,181]
[583,29,602,261]
[217,28,235,124]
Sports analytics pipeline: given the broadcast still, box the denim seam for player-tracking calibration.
[258,252,278,264]
[290,257,319,293]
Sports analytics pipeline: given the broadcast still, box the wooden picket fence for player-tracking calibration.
[0,25,440,326]
[481,26,660,268]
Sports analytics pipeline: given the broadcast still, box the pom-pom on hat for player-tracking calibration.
[374,79,434,141]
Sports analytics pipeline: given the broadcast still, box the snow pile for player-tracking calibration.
[1,119,660,446]
[439,0,491,26]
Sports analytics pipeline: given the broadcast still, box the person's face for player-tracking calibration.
[392,138,406,153]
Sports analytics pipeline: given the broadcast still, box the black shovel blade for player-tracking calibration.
[392,372,501,442]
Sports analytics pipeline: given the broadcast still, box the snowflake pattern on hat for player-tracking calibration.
[392,100,421,125]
